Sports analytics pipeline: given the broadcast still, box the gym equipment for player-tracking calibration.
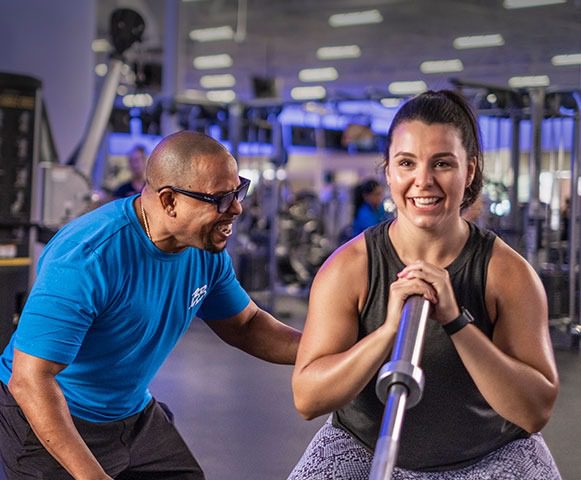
[0,72,55,351]
[75,9,145,180]
[370,295,431,479]
[0,9,145,351]
[453,79,581,350]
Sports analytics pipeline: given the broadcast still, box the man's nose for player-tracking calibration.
[227,197,243,215]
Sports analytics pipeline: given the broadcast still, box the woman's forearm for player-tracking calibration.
[292,323,397,419]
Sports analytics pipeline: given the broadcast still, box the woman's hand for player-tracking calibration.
[385,271,438,332]
[396,261,460,325]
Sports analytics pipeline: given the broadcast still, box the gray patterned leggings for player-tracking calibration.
[287,419,561,479]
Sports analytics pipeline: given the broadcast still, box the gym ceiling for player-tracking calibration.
[94,0,581,103]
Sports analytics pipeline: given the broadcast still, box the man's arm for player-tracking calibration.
[9,349,112,480]
[204,300,301,364]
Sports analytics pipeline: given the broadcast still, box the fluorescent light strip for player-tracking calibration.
[329,9,383,27]
[122,93,153,108]
[420,59,464,74]
[206,90,236,102]
[200,74,236,88]
[316,45,361,60]
[508,75,550,88]
[388,81,427,95]
[291,86,326,100]
[92,38,110,53]
[193,54,233,70]
[503,0,566,9]
[189,26,234,42]
[183,89,207,100]
[551,53,581,66]
[380,98,402,108]
[298,67,339,82]
[453,34,504,49]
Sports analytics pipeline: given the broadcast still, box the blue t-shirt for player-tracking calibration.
[0,196,250,422]
[352,203,389,237]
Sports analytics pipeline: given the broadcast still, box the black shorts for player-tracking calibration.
[0,381,204,479]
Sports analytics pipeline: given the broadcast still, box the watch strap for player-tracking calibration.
[442,307,474,336]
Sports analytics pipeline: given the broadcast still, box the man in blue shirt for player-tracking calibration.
[0,131,301,479]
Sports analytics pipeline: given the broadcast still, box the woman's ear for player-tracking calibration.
[466,157,477,187]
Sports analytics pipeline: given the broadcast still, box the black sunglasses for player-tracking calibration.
[159,176,251,213]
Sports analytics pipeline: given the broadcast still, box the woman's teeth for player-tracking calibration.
[412,197,440,207]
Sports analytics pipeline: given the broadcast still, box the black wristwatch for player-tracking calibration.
[442,307,474,336]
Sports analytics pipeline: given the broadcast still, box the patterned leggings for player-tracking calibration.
[287,419,561,480]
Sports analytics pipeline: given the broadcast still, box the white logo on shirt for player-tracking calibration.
[189,285,208,309]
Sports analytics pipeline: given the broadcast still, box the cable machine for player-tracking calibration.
[452,79,581,349]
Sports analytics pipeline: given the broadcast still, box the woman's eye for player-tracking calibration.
[434,161,450,168]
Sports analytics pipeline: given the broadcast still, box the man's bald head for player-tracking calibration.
[145,131,232,189]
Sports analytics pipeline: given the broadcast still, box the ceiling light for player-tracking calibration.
[200,74,236,88]
[388,81,427,95]
[420,59,464,74]
[503,0,566,8]
[453,34,505,49]
[551,53,581,66]
[380,98,402,108]
[508,75,550,87]
[122,93,153,108]
[176,89,208,103]
[291,86,327,100]
[486,93,498,104]
[189,26,234,42]
[298,67,339,82]
[182,89,206,100]
[329,9,383,27]
[94,64,108,77]
[316,45,361,60]
[91,38,110,53]
[206,90,236,102]
[193,54,233,70]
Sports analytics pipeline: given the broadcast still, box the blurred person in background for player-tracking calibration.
[351,178,391,237]
[112,144,148,198]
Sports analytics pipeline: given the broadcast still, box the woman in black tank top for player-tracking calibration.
[288,91,561,479]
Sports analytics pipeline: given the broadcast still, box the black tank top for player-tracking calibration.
[332,221,528,471]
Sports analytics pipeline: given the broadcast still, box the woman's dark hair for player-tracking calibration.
[353,178,381,213]
[383,90,483,210]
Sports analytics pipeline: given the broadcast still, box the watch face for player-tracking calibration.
[462,308,475,323]
[443,308,474,336]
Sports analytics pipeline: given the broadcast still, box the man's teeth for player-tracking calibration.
[413,197,439,206]
[217,224,233,236]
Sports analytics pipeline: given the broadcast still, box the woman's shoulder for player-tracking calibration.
[311,234,370,310]
[487,236,543,298]
[314,235,368,287]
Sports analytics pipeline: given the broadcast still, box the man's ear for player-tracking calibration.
[159,190,177,217]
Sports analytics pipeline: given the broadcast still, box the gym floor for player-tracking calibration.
[150,295,581,480]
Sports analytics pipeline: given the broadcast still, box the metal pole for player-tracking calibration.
[370,296,431,480]
[74,58,124,180]
[526,88,545,271]
[161,0,180,136]
[569,92,581,344]
[509,113,521,249]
